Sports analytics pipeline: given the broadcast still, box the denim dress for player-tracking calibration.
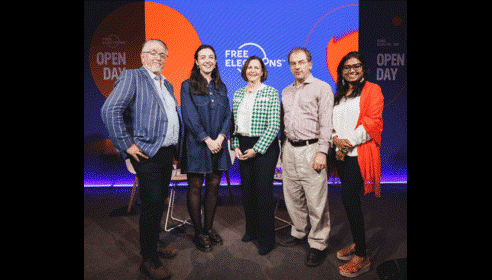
[180,79,232,174]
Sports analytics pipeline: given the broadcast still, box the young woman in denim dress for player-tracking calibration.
[180,45,232,252]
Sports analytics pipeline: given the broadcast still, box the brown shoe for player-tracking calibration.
[339,255,371,278]
[140,260,172,279]
[157,243,177,259]
[337,243,356,261]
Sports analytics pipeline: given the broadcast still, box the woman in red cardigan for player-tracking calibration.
[331,51,383,277]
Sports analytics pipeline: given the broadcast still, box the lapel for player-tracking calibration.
[234,87,246,109]
[251,85,264,116]
[139,66,167,114]
[234,85,268,113]
[163,80,178,106]
[255,84,266,100]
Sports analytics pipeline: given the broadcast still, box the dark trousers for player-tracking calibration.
[130,146,174,261]
[335,156,367,257]
[238,136,280,249]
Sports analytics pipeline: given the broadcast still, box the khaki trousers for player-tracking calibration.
[282,141,330,250]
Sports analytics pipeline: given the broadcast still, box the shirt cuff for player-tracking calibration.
[199,132,210,142]
[347,137,357,147]
[318,144,329,155]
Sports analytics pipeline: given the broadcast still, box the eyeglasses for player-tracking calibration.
[342,63,362,72]
[143,51,168,59]
[289,60,308,67]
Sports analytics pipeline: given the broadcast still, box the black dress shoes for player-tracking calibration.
[305,248,327,267]
[194,234,212,252]
[279,235,306,247]
[258,244,275,255]
[241,233,257,242]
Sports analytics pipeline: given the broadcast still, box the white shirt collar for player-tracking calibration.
[143,66,166,81]
[258,83,266,91]
[291,73,314,87]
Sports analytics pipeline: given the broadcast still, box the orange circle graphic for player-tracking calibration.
[89,2,201,104]
[145,2,201,105]
[304,4,359,84]
[325,31,358,83]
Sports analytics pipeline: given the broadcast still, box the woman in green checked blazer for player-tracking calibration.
[231,56,281,255]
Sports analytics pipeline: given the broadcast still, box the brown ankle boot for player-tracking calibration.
[140,260,172,279]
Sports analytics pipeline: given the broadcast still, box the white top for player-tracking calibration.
[332,95,371,156]
[237,83,265,136]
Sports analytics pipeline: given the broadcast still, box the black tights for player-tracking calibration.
[186,171,222,236]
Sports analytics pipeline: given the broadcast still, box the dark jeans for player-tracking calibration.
[238,136,279,249]
[130,146,174,261]
[335,156,367,258]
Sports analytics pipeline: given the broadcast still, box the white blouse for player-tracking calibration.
[237,83,264,136]
[332,95,371,156]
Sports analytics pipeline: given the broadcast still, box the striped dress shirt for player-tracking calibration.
[280,74,334,154]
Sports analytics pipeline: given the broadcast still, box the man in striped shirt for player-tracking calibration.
[279,47,334,267]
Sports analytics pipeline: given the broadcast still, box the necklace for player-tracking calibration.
[344,89,353,99]
[246,83,260,94]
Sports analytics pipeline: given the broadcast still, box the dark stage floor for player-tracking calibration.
[84,184,407,280]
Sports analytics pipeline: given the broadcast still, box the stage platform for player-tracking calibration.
[84,184,407,279]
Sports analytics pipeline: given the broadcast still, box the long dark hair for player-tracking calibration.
[334,51,369,106]
[189,44,226,95]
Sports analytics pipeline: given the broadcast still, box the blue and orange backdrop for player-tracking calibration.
[84,0,407,187]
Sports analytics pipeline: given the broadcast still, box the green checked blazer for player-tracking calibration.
[231,84,281,154]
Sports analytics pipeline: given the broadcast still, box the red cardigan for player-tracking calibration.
[356,82,384,197]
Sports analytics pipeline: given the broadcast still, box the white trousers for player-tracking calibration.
[282,141,330,250]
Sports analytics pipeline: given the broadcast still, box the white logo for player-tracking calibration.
[102,34,126,48]
[225,42,285,72]
[377,38,399,48]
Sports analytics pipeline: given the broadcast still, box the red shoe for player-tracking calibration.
[339,255,371,278]
[337,243,355,261]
